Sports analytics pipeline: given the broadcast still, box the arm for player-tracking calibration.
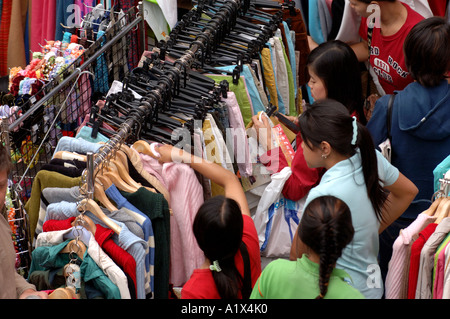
[378,172,418,233]
[351,40,369,62]
[307,35,319,51]
[155,144,251,217]
[251,115,321,201]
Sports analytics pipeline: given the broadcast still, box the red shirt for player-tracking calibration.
[407,223,438,299]
[359,2,424,94]
[259,134,323,201]
[181,215,261,299]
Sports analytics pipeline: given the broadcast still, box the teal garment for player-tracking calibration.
[433,154,450,194]
[75,126,110,144]
[282,21,297,97]
[206,75,254,126]
[309,0,325,45]
[215,65,266,115]
[251,255,365,299]
[29,240,121,299]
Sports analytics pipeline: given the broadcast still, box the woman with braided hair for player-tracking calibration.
[251,195,364,299]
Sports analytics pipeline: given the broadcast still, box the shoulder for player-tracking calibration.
[375,150,400,186]
[242,214,262,268]
[259,259,296,281]
[403,2,426,24]
[181,269,217,299]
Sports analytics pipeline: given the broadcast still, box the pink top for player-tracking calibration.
[139,152,205,287]
[385,213,436,299]
[433,239,450,299]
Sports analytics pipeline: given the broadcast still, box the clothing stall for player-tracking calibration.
[0,0,310,299]
[385,172,450,299]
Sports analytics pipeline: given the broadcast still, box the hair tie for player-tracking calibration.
[210,260,222,272]
[351,116,358,146]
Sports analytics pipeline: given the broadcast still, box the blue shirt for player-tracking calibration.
[304,150,399,299]
[105,184,155,295]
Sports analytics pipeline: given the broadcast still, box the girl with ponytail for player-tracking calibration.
[290,99,417,299]
[251,195,363,299]
[150,144,261,299]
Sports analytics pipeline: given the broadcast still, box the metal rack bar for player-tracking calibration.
[83,0,245,184]
[8,11,143,132]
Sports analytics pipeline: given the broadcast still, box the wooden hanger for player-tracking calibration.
[60,239,87,260]
[48,287,78,299]
[132,140,160,158]
[424,197,444,216]
[53,151,87,161]
[115,149,129,170]
[71,215,97,235]
[94,176,118,211]
[97,161,138,193]
[78,198,122,234]
[434,198,450,224]
[110,158,142,190]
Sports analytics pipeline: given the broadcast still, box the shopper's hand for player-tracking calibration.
[19,289,49,299]
[155,144,192,164]
[251,113,273,151]
[284,115,299,125]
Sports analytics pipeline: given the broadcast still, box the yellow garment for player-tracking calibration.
[261,48,278,109]
[202,118,224,196]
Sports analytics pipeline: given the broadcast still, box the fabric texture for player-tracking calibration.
[250,254,365,299]
[384,213,436,299]
[407,222,438,298]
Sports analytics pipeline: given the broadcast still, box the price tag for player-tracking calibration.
[64,263,81,293]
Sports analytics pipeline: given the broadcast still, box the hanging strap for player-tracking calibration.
[365,20,374,98]
[386,92,397,142]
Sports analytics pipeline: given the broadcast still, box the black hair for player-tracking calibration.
[193,195,251,299]
[298,99,388,222]
[404,17,450,87]
[299,196,354,299]
[307,40,367,125]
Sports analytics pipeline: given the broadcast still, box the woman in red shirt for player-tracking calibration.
[151,144,261,299]
[252,40,364,203]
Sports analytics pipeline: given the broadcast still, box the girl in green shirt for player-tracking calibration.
[251,195,364,299]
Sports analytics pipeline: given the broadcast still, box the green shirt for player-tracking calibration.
[250,254,365,299]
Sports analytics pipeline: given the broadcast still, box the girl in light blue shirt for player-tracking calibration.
[291,99,418,299]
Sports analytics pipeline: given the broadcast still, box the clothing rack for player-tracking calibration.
[81,0,250,193]
[0,4,146,278]
[8,6,144,133]
[2,5,145,205]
